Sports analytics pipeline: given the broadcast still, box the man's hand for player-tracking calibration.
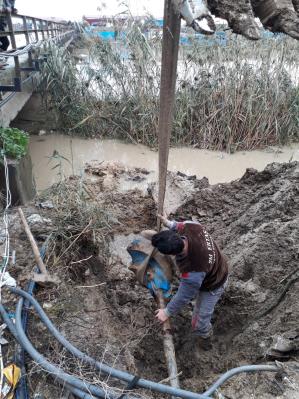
[155,308,169,323]
[157,213,172,228]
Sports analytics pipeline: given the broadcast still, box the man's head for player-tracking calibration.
[151,230,184,255]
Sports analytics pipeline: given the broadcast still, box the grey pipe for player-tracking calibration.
[10,287,209,399]
[0,303,20,342]
[10,289,286,399]
[203,364,279,397]
[65,384,98,399]
[14,298,133,399]
[0,303,97,399]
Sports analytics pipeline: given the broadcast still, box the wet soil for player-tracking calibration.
[1,161,298,398]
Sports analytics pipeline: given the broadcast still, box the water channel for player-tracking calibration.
[28,134,299,191]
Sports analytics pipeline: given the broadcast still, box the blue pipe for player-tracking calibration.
[0,303,101,399]
[10,287,209,399]
[15,239,49,399]
[203,364,280,397]
[14,298,134,399]
[2,294,285,399]
[0,303,19,342]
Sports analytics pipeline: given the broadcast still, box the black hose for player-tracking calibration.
[10,287,209,399]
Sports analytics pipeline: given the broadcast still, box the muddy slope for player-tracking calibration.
[1,161,298,399]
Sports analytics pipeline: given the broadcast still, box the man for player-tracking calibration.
[0,0,17,67]
[152,215,228,349]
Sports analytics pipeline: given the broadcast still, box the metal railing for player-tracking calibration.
[0,12,76,92]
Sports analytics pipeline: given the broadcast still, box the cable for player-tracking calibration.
[0,155,12,394]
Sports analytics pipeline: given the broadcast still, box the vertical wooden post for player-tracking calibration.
[156,0,181,388]
[157,0,181,228]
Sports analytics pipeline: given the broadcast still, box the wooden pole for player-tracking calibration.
[156,289,180,391]
[157,0,181,229]
[18,208,60,286]
[18,208,48,275]
[156,0,181,390]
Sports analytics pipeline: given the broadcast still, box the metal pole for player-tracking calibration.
[6,12,21,79]
[157,0,181,228]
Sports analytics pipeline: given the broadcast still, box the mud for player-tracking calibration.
[1,161,299,398]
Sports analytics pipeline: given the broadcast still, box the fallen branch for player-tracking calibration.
[75,283,106,289]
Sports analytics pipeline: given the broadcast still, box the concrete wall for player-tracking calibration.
[0,153,36,205]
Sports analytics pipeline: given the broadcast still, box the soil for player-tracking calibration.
[1,161,298,399]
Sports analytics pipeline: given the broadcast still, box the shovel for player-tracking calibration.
[18,208,60,287]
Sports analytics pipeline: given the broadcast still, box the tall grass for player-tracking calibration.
[40,26,299,151]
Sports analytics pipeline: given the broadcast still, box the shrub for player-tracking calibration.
[0,127,29,160]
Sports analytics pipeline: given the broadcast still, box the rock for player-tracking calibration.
[27,214,52,227]
[42,302,53,310]
[38,200,54,209]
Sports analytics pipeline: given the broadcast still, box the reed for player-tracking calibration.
[40,25,299,151]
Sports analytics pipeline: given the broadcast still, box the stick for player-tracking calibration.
[54,221,92,265]
[18,208,48,275]
[156,289,180,391]
[75,283,106,289]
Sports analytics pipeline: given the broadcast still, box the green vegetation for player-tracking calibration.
[0,127,29,160]
[40,28,299,152]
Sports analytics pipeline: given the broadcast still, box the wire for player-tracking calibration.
[0,154,12,395]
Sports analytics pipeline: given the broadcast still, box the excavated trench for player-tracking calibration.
[1,161,298,398]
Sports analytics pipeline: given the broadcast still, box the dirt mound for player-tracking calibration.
[1,161,298,398]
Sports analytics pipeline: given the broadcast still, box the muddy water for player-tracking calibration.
[28,134,299,191]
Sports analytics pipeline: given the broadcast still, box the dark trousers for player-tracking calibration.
[0,35,9,51]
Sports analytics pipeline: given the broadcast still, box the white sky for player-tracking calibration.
[17,0,164,21]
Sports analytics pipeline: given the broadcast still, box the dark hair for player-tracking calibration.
[151,230,184,255]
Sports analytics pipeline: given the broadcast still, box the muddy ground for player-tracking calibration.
[1,161,298,399]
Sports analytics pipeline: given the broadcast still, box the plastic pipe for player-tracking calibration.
[2,296,286,399]
[15,239,49,399]
[65,384,98,399]
[14,298,131,399]
[0,304,100,399]
[11,287,209,399]
[0,303,19,342]
[203,364,279,397]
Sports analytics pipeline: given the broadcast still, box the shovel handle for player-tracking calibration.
[18,208,48,276]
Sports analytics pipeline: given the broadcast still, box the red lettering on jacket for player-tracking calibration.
[181,272,189,278]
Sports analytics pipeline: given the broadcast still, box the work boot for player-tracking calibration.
[196,335,213,351]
